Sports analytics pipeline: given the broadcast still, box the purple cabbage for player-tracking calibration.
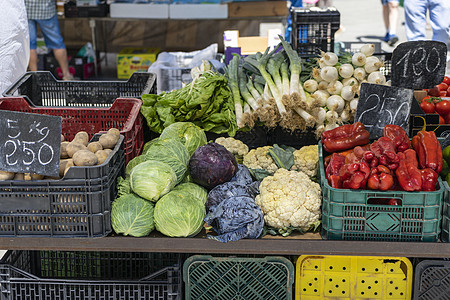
[189,142,238,190]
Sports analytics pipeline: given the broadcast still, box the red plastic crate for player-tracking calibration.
[0,97,143,164]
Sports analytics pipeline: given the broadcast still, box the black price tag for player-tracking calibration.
[391,41,447,89]
[0,111,62,177]
[355,83,414,139]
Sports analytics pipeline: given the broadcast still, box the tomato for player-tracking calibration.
[435,100,450,116]
[428,86,441,97]
[439,83,449,91]
[420,100,435,113]
[444,76,450,86]
[440,115,446,124]
[447,86,450,97]
[440,91,448,97]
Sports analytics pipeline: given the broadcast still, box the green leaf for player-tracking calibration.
[268,144,295,170]
[249,168,272,181]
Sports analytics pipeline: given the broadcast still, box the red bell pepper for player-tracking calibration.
[339,161,370,189]
[321,122,370,153]
[325,153,346,180]
[370,137,399,170]
[412,131,443,173]
[383,124,411,152]
[328,175,342,188]
[420,168,439,191]
[367,165,394,191]
[395,149,422,191]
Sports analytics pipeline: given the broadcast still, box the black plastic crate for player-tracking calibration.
[267,126,318,148]
[0,135,124,237]
[206,126,269,149]
[290,7,340,57]
[413,260,450,299]
[0,250,182,300]
[64,1,109,18]
[3,71,156,107]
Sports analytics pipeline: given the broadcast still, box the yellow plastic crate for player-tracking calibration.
[295,255,413,299]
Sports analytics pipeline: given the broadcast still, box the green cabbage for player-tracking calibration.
[173,182,208,204]
[125,155,147,177]
[145,138,190,184]
[111,193,155,237]
[159,122,207,156]
[130,160,177,202]
[154,190,206,237]
[142,137,159,155]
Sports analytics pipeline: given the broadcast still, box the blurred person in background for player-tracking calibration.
[0,1,30,94]
[25,0,74,80]
[381,0,400,46]
[404,0,450,45]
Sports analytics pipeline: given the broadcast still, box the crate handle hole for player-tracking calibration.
[367,197,402,205]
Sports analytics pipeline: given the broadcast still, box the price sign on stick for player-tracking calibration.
[391,41,447,89]
[0,111,61,177]
[354,83,414,139]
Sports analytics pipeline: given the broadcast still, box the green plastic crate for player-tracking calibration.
[319,142,443,242]
[441,181,450,242]
[183,255,294,300]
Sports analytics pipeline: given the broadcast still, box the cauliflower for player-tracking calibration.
[215,137,249,164]
[291,145,319,178]
[243,146,279,174]
[255,168,321,233]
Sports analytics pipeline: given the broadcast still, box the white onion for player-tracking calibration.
[341,85,355,101]
[326,110,338,122]
[312,90,329,106]
[314,107,326,124]
[360,44,375,57]
[327,80,344,95]
[325,122,339,131]
[326,95,345,113]
[312,68,322,81]
[318,80,329,91]
[353,67,366,82]
[338,64,354,79]
[350,98,359,111]
[367,71,386,85]
[342,77,359,87]
[320,66,339,82]
[323,52,339,66]
[304,79,319,93]
[340,109,350,122]
[352,52,367,67]
[364,56,383,73]
[318,57,326,68]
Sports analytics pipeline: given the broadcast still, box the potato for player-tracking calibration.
[31,174,44,180]
[60,141,70,159]
[61,134,65,142]
[73,150,98,166]
[24,173,32,181]
[60,159,73,177]
[87,141,103,153]
[104,149,113,155]
[66,141,87,157]
[73,131,89,146]
[64,160,74,176]
[95,150,109,165]
[14,173,24,180]
[99,133,119,149]
[107,128,120,139]
[0,170,15,180]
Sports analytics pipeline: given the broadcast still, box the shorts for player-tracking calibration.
[381,0,399,5]
[28,14,65,50]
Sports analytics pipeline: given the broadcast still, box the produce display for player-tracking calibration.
[416,75,450,123]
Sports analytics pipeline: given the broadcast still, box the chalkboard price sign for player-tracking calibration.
[0,111,61,177]
[354,83,414,139]
[391,41,447,89]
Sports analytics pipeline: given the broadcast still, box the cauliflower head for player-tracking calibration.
[243,146,279,174]
[291,145,319,178]
[215,137,249,163]
[255,168,321,231]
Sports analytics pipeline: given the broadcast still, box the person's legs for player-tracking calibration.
[428,0,450,43]
[27,19,38,71]
[387,1,398,35]
[37,15,73,79]
[404,0,428,41]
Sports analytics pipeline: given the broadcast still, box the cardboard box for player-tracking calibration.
[224,29,282,57]
[169,4,227,19]
[110,3,169,19]
[117,47,160,79]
